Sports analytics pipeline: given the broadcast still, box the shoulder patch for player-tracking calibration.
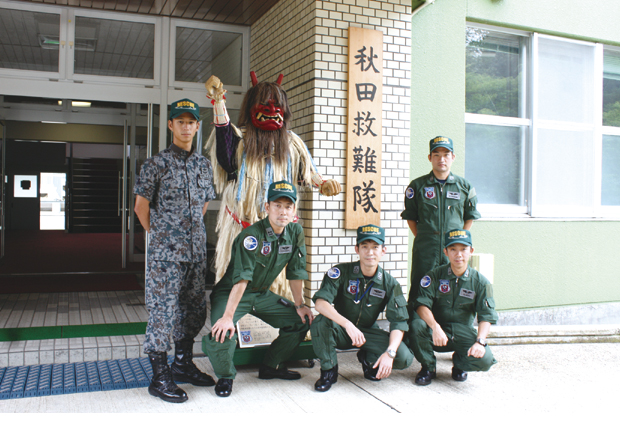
[405,187,414,199]
[420,275,431,288]
[327,267,341,279]
[243,236,258,251]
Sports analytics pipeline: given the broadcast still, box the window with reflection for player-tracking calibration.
[174,27,242,86]
[466,28,525,118]
[0,8,60,72]
[74,16,155,79]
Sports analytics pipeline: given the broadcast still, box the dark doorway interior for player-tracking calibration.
[1,139,144,293]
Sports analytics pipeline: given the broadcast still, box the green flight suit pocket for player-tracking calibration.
[394,295,408,319]
[486,297,496,308]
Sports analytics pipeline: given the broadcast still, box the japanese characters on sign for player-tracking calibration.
[346,27,383,229]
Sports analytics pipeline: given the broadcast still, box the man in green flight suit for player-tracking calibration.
[204,180,314,398]
[409,229,497,386]
[310,224,413,392]
[401,136,481,308]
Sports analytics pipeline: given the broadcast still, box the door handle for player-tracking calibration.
[118,171,122,216]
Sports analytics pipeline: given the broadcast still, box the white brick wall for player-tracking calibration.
[251,0,412,307]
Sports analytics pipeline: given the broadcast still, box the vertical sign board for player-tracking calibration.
[345,27,383,229]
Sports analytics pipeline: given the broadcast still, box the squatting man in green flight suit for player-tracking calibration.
[401,136,481,308]
[204,181,314,397]
[409,229,497,386]
[310,224,413,392]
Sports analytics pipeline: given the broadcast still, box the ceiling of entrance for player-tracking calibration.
[11,0,280,25]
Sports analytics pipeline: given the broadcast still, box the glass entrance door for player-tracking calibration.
[121,103,157,267]
[0,121,5,259]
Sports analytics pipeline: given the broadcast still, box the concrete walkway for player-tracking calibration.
[1,340,618,415]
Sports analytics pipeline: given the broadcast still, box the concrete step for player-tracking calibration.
[489,324,620,345]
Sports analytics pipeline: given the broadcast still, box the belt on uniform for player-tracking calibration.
[225,206,251,229]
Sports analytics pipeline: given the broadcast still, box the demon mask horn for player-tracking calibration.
[250,71,284,87]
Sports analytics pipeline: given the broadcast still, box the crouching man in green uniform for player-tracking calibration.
[310,224,413,392]
[409,229,497,386]
[204,181,314,397]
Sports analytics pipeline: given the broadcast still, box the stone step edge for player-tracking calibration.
[489,324,620,338]
[489,335,620,345]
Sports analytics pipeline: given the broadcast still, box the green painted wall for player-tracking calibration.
[467,0,620,46]
[410,0,620,311]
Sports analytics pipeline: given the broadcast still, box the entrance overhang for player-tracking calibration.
[10,0,280,25]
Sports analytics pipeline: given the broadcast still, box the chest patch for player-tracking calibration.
[347,280,360,295]
[439,279,450,294]
[420,275,431,288]
[369,288,385,299]
[459,288,475,300]
[327,267,341,279]
[424,187,435,199]
[279,245,293,254]
[447,191,461,200]
[261,241,271,256]
[243,236,258,251]
[405,187,414,199]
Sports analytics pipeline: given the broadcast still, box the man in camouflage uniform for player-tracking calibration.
[204,181,314,398]
[310,225,413,392]
[134,98,217,403]
[401,136,481,308]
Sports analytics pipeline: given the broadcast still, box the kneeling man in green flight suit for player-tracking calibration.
[310,224,413,392]
[409,229,497,386]
[204,181,314,398]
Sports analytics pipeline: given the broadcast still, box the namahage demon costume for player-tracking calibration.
[204,72,340,296]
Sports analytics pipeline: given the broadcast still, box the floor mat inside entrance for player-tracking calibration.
[0,357,167,400]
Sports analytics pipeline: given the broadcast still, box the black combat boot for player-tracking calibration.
[451,367,468,382]
[171,339,216,386]
[314,365,338,392]
[258,364,301,380]
[357,349,380,381]
[148,352,188,403]
[414,367,437,386]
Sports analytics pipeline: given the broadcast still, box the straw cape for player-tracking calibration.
[205,124,315,298]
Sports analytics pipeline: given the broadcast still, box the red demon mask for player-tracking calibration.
[250,99,284,131]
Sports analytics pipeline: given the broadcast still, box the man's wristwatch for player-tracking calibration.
[476,338,487,347]
[295,304,306,310]
[386,349,397,359]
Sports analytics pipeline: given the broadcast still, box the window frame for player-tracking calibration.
[466,23,620,220]
[0,2,66,80]
[168,18,250,94]
[465,24,531,217]
[68,9,161,86]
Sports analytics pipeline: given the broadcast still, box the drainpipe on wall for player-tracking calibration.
[412,0,436,17]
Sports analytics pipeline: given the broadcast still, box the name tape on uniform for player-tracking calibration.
[369,288,385,299]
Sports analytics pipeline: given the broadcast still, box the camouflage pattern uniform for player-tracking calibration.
[134,143,216,354]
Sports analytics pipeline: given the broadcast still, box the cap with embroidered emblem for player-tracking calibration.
[170,98,200,121]
[267,180,297,202]
[444,229,472,247]
[429,136,454,153]
[356,224,385,245]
